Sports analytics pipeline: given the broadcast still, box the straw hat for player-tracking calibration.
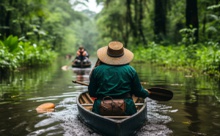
[97,41,134,65]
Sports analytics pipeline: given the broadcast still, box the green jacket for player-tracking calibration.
[89,63,149,115]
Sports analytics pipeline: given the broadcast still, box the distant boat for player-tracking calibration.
[77,91,147,136]
[72,56,91,68]
[72,61,91,68]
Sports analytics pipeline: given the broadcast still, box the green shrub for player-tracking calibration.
[0,35,57,72]
[132,41,220,76]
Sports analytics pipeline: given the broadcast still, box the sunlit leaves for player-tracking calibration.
[2,35,19,52]
[207,4,220,10]
[0,35,57,72]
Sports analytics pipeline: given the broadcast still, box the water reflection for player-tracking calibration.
[0,65,58,103]
[0,60,173,136]
[72,68,91,82]
[1,59,220,136]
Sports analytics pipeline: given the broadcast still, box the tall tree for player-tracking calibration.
[186,0,199,43]
[97,0,148,47]
[154,0,167,43]
[136,0,147,44]
[96,1,129,46]
[126,0,147,45]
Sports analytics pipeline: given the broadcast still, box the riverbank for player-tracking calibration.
[133,42,220,77]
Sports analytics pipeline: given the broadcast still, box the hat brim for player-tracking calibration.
[97,46,134,65]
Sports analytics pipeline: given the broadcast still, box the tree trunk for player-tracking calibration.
[138,0,147,44]
[126,0,137,39]
[5,0,13,37]
[154,0,167,43]
[186,0,199,43]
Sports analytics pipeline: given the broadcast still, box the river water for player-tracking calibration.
[0,57,220,136]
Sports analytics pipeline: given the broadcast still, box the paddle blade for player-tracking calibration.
[36,103,55,113]
[61,65,69,71]
[148,87,173,101]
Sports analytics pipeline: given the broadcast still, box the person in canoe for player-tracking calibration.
[88,41,150,116]
[73,46,89,65]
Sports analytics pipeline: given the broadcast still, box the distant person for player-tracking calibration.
[74,46,89,64]
[65,54,72,60]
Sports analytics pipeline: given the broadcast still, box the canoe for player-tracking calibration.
[72,61,91,68]
[76,91,147,136]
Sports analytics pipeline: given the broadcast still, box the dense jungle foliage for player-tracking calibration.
[1,0,220,76]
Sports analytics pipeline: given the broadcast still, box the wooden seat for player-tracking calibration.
[81,104,93,106]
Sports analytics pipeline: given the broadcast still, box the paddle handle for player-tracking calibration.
[72,80,152,94]
[72,80,89,86]
[73,80,148,86]
[73,80,147,88]
[72,80,173,101]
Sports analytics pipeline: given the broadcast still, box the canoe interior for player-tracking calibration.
[78,92,145,120]
[77,92,147,136]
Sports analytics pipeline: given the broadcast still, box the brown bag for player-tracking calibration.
[99,96,126,116]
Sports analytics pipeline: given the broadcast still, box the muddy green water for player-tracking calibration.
[0,57,220,136]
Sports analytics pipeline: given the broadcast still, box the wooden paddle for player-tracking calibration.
[61,65,69,71]
[61,61,73,70]
[61,56,75,70]
[72,80,173,101]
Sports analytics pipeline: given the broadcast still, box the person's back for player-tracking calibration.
[89,41,149,115]
[90,64,146,97]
